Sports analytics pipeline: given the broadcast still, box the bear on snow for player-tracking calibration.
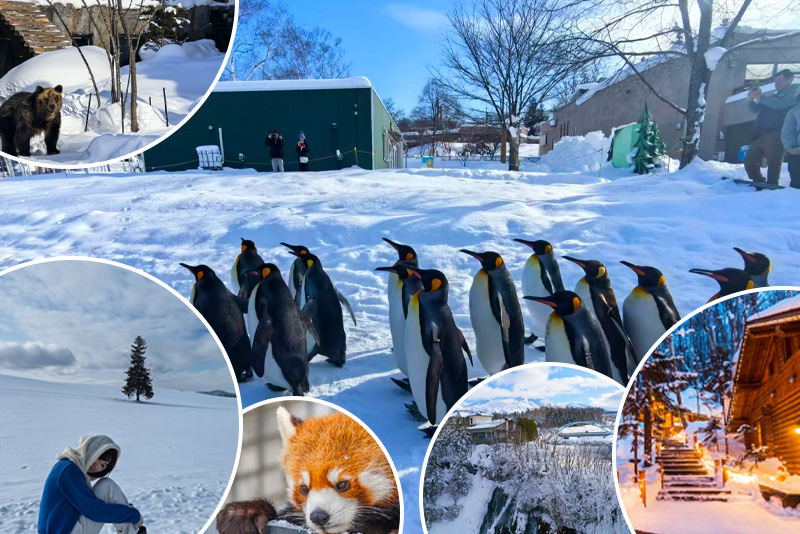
[0,85,63,157]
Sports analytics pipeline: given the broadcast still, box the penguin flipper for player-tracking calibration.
[298,311,321,347]
[230,256,240,293]
[425,342,445,425]
[233,294,249,316]
[457,329,473,366]
[497,293,514,368]
[302,297,319,322]
[251,317,273,378]
[336,288,357,326]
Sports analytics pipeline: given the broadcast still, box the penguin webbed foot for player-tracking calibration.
[405,402,427,422]
[535,345,546,352]
[524,333,538,345]
[391,377,412,393]
[266,383,287,392]
[421,425,438,439]
[468,376,487,388]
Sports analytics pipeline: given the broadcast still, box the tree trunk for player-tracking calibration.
[508,129,520,171]
[644,403,652,465]
[679,0,713,168]
[500,128,507,164]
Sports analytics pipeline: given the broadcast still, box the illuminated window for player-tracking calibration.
[745,64,774,82]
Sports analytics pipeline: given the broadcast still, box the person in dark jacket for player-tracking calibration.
[265,130,285,172]
[782,91,800,189]
[39,435,144,534]
[744,69,797,185]
[296,131,310,171]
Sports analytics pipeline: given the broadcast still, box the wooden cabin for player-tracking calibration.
[728,298,800,474]
[468,419,516,444]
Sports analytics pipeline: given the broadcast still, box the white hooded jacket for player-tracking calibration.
[56,434,121,486]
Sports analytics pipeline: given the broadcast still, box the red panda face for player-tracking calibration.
[276,407,398,534]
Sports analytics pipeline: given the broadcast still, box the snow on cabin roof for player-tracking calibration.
[469,419,507,430]
[748,295,800,322]
[213,77,372,93]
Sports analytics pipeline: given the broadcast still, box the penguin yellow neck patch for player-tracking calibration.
[596,266,606,278]
[307,259,314,269]
[746,280,754,289]
[262,267,271,278]
[301,250,307,255]
[406,252,414,260]
[241,245,246,253]
[495,257,503,268]
[572,296,581,312]
[658,275,666,286]
[544,244,552,254]
[197,271,204,281]
[431,278,442,291]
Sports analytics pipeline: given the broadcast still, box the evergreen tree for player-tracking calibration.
[632,105,666,174]
[122,336,154,402]
[140,0,190,52]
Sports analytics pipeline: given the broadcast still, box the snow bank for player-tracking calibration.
[214,77,372,93]
[537,131,610,173]
[749,295,800,321]
[0,46,111,99]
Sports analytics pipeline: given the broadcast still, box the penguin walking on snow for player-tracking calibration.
[514,238,565,344]
[523,291,613,378]
[287,250,356,367]
[231,238,264,299]
[247,263,317,396]
[734,247,771,288]
[180,263,251,381]
[280,243,311,305]
[689,267,753,303]
[563,256,637,384]
[461,249,524,375]
[404,267,472,425]
[620,261,681,360]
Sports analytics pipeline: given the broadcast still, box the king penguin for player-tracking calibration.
[404,267,472,425]
[247,263,316,396]
[620,261,681,360]
[734,247,771,288]
[288,251,357,367]
[689,267,753,303]
[231,238,264,299]
[523,291,613,378]
[563,256,637,384]
[180,263,251,381]
[461,249,524,375]
[375,261,423,379]
[280,242,311,305]
[514,238,565,344]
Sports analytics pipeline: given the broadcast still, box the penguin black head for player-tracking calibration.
[524,290,583,317]
[289,251,321,272]
[375,261,416,280]
[563,256,608,281]
[382,237,418,263]
[460,249,505,272]
[734,247,771,277]
[513,238,553,256]
[179,263,217,282]
[253,262,282,280]
[689,267,753,296]
[281,242,311,257]
[620,261,665,288]
[240,238,257,253]
[408,267,449,294]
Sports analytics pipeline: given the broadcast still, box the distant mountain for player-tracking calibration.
[460,396,552,414]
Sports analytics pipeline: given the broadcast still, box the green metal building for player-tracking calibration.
[143,77,404,172]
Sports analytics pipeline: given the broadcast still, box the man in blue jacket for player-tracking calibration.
[38,435,144,534]
[744,69,798,185]
[782,92,800,189]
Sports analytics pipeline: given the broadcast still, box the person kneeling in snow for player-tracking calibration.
[38,435,145,534]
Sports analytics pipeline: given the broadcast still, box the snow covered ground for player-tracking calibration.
[0,374,240,534]
[0,41,225,166]
[1,155,800,532]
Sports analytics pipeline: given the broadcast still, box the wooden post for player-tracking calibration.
[84,93,92,132]
[639,470,647,507]
[163,87,169,127]
[715,459,721,488]
[500,128,507,164]
[723,464,729,486]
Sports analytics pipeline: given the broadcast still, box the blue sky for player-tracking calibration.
[0,260,235,392]
[270,1,453,114]
[462,364,625,411]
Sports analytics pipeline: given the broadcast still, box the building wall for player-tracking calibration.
[143,87,375,172]
[370,90,403,169]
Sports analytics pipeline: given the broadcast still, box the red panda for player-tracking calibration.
[217,406,400,534]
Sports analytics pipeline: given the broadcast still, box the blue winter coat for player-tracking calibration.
[781,101,800,152]
[38,459,141,534]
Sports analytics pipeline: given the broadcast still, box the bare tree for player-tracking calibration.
[382,97,404,123]
[437,0,580,171]
[225,0,292,80]
[116,0,153,133]
[275,25,351,79]
[411,78,462,155]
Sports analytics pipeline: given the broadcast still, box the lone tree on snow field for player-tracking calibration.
[122,336,154,402]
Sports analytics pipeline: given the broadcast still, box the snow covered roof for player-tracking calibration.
[748,295,800,322]
[213,77,372,93]
[469,419,508,430]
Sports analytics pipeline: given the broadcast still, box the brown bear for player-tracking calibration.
[0,85,63,157]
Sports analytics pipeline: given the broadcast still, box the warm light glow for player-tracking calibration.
[728,471,758,484]
[795,427,800,435]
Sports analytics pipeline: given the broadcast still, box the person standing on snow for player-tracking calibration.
[265,130,285,172]
[744,69,797,185]
[38,435,145,534]
[296,132,310,171]
[782,91,800,189]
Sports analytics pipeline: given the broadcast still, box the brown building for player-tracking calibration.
[467,418,516,444]
[728,298,800,474]
[540,30,800,163]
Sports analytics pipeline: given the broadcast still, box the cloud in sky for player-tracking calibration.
[383,4,449,33]
[0,260,234,392]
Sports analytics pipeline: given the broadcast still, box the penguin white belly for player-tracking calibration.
[387,274,408,376]
[521,256,551,338]
[623,288,666,360]
[230,256,240,294]
[246,283,261,341]
[190,283,196,306]
[263,344,292,391]
[469,270,506,375]
[288,261,297,301]
[575,280,620,382]
[405,296,430,421]
[544,314,575,364]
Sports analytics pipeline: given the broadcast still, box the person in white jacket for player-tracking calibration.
[781,92,800,189]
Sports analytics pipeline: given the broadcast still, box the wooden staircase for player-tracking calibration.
[0,1,72,55]
[657,439,732,502]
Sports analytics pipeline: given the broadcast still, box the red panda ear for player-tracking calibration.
[276,406,302,443]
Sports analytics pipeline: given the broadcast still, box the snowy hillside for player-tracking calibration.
[0,374,240,534]
[459,396,547,413]
[1,158,799,532]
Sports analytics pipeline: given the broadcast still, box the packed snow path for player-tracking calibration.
[2,161,800,532]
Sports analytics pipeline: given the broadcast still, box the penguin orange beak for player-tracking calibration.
[375,266,398,274]
[733,247,756,264]
[513,238,536,250]
[689,268,729,282]
[460,249,483,262]
[523,295,558,308]
[562,256,586,269]
[620,261,645,276]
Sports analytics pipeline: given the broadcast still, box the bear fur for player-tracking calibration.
[0,85,63,157]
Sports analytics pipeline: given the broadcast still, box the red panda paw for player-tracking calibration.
[216,499,278,534]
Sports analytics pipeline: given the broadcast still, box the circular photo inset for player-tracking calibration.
[421,363,627,534]
[217,398,403,534]
[615,287,800,533]
[0,0,236,167]
[0,258,241,534]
